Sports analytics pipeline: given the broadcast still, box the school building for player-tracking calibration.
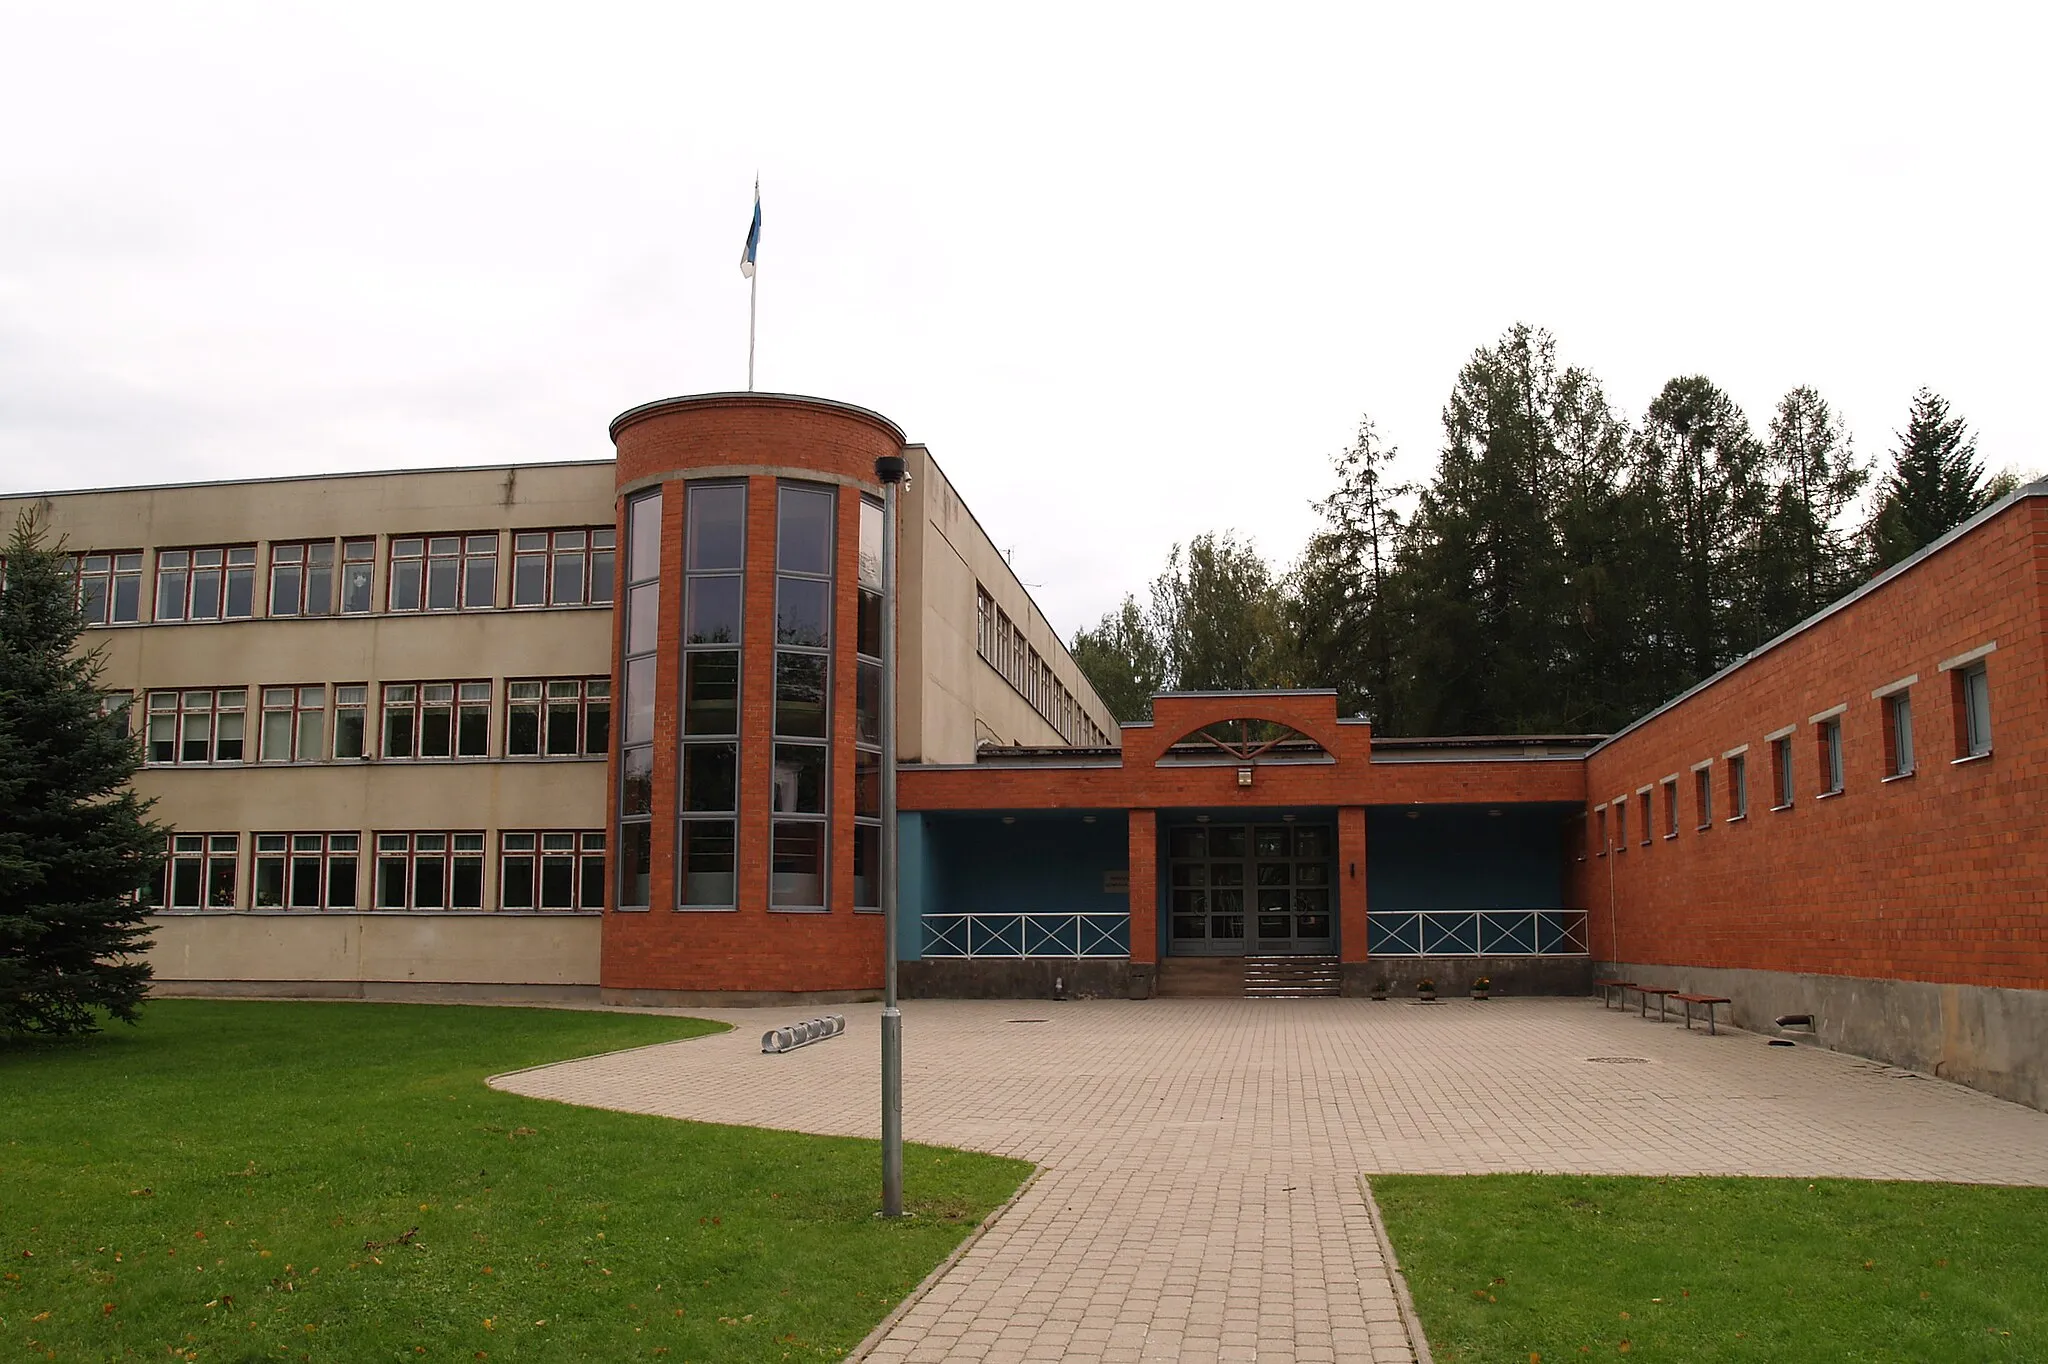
[5,391,2043,1110]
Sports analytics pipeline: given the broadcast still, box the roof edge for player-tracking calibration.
[1588,475,2048,759]
[607,391,907,446]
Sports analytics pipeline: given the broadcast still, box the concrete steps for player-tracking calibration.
[1154,956,1343,998]
[1244,955,1341,998]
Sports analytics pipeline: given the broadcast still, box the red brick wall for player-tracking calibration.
[600,395,899,993]
[1572,497,2048,991]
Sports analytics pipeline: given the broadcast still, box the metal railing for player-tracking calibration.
[1366,910,1588,957]
[922,912,1130,959]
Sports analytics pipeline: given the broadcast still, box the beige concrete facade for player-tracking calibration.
[900,444,1118,762]
[2,439,1114,994]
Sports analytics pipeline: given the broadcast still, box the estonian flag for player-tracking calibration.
[740,187,761,279]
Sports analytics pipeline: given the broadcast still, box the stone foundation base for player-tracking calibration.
[1598,961,2048,1113]
[900,958,1133,1001]
[600,986,884,1009]
[1341,957,1596,998]
[150,979,602,1005]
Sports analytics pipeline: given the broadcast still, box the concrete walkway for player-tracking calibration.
[491,998,2048,1363]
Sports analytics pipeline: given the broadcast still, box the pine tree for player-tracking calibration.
[1631,376,1767,693]
[1869,388,1987,568]
[1287,416,1405,727]
[0,510,163,1036]
[1753,386,1870,634]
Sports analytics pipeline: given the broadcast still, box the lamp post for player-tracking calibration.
[876,451,907,1218]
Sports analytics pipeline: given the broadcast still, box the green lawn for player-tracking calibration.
[1374,1173,2048,1363]
[2,1000,1031,1363]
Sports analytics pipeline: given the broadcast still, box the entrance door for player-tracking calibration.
[1167,821,1335,956]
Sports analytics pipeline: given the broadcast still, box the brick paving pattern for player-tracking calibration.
[493,998,2048,1362]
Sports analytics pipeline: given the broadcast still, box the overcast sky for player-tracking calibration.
[3,3,2042,637]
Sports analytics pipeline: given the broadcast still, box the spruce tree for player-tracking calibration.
[1870,388,1986,568]
[0,510,163,1036]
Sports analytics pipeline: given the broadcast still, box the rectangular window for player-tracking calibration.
[388,535,494,612]
[154,833,240,909]
[1956,662,1991,758]
[373,832,483,910]
[339,539,376,613]
[1884,692,1914,777]
[144,689,246,765]
[506,678,610,757]
[251,833,359,909]
[380,681,489,759]
[511,528,615,607]
[154,547,256,622]
[258,685,327,762]
[1593,805,1607,856]
[855,497,883,910]
[618,490,663,909]
[101,690,134,738]
[333,684,368,759]
[500,830,605,911]
[77,552,143,625]
[772,483,833,910]
[268,542,336,616]
[1772,735,1795,809]
[1819,718,1844,795]
[1728,753,1748,819]
[1662,779,1678,838]
[1637,791,1651,846]
[1614,798,1627,850]
[679,483,746,909]
[1694,766,1712,829]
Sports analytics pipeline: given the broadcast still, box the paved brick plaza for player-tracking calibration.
[492,998,2048,1363]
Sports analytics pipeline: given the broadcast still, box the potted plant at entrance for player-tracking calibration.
[1416,977,1437,1002]
[1369,979,1389,1001]
[1471,975,1492,1001]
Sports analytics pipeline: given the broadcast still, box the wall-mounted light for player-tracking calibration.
[1195,814,1211,824]
[1404,809,1420,820]
[1281,813,1295,822]
[1082,814,1097,824]
[1002,815,1016,825]
[1236,766,1253,787]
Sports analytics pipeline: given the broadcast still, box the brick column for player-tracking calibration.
[1127,810,1157,998]
[1337,805,1371,994]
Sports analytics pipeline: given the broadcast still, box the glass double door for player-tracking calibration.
[1167,821,1335,956]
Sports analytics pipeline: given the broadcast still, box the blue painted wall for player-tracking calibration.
[1366,804,1571,911]
[896,812,930,962]
[923,812,1130,920]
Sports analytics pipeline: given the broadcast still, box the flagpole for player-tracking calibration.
[746,174,760,392]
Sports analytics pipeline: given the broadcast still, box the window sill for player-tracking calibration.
[504,754,607,763]
[1695,823,1711,832]
[1662,832,1677,841]
[1881,770,1916,783]
[1951,751,1993,766]
[1816,788,1844,801]
[1725,814,1746,824]
[1769,803,1793,813]
[769,906,831,914]
[854,907,884,915]
[676,905,739,913]
[612,906,652,913]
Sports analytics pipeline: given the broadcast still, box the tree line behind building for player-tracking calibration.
[1071,323,2020,737]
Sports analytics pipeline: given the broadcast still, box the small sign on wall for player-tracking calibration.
[1103,870,1129,894]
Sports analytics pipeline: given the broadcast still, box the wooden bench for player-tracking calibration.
[1634,986,1679,1022]
[1593,978,1636,1010]
[1674,993,1733,1035]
